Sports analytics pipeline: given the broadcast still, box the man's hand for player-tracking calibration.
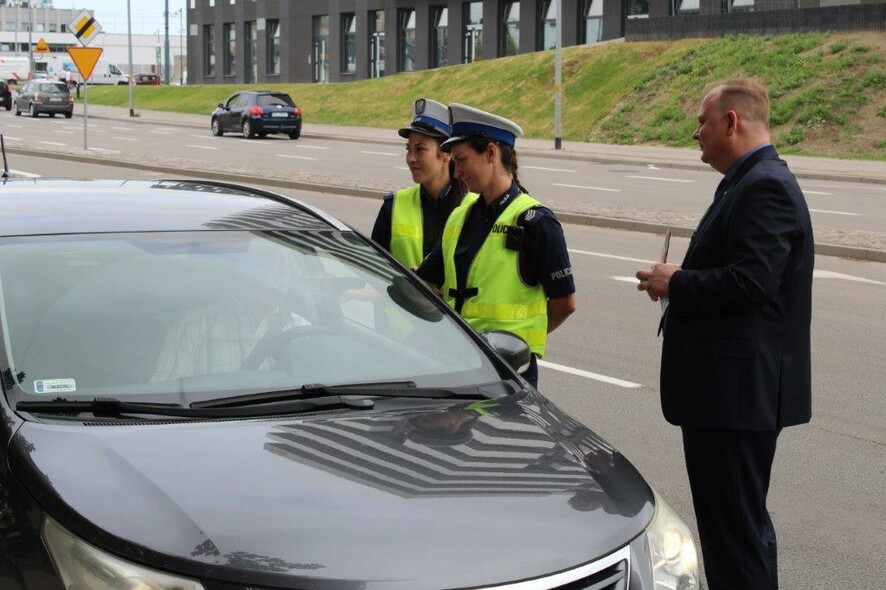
[636,263,680,302]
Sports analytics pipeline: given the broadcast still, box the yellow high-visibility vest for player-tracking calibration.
[390,185,423,268]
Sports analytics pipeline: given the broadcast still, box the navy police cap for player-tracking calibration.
[398,98,452,139]
[440,103,524,151]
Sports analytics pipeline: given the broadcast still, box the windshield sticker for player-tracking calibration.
[33,379,77,394]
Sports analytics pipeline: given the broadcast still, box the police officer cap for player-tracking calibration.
[441,103,524,151]
[398,98,452,139]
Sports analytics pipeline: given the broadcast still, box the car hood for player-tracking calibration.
[12,392,654,589]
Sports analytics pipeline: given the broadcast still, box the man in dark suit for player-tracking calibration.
[636,79,814,590]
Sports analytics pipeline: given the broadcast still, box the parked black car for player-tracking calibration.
[211,90,302,139]
[0,80,11,111]
[13,80,73,118]
[0,178,698,590]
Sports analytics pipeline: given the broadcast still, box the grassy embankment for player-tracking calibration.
[85,31,885,160]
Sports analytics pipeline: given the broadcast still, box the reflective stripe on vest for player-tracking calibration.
[441,192,549,356]
[390,185,423,268]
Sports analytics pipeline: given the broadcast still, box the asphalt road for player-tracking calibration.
[7,154,886,589]
[3,112,886,241]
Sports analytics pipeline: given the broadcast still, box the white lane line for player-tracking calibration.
[361,150,398,156]
[801,182,886,192]
[87,147,120,153]
[803,191,831,195]
[112,136,137,141]
[626,175,695,183]
[554,183,622,193]
[4,124,23,128]
[538,360,642,389]
[277,154,317,161]
[611,276,640,284]
[524,165,576,173]
[2,136,23,140]
[294,144,330,150]
[54,131,73,135]
[814,270,886,286]
[808,208,859,216]
[395,166,410,171]
[39,141,66,146]
[149,130,171,134]
[111,126,133,131]
[569,248,654,265]
[9,169,41,178]
[190,134,210,139]
[186,144,218,150]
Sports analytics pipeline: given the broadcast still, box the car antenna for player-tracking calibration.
[1,134,10,179]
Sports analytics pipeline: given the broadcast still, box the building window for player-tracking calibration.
[203,24,215,76]
[4,23,15,32]
[583,0,602,44]
[399,9,416,72]
[627,0,649,19]
[49,24,57,33]
[245,21,257,83]
[539,0,556,51]
[61,24,67,33]
[341,13,357,74]
[431,6,448,68]
[313,15,330,83]
[674,0,699,13]
[730,0,754,11]
[501,1,520,57]
[267,19,280,75]
[369,11,385,78]
[463,2,483,63]
[223,23,236,76]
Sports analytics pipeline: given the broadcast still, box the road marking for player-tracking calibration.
[569,248,654,265]
[554,183,622,193]
[814,270,886,286]
[190,134,209,139]
[186,144,219,150]
[538,360,642,389]
[39,141,66,146]
[626,175,695,183]
[647,164,660,170]
[8,169,41,178]
[611,276,640,284]
[277,154,318,161]
[294,145,330,150]
[4,124,22,129]
[112,126,133,131]
[801,182,886,192]
[808,208,859,216]
[361,150,398,156]
[54,131,73,135]
[112,136,137,141]
[803,191,831,195]
[149,130,171,134]
[87,147,119,153]
[524,165,576,173]
[395,166,410,171]
[2,136,22,140]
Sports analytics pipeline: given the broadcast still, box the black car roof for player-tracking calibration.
[0,179,349,237]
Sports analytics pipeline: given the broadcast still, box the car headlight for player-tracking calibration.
[645,490,699,590]
[42,516,205,590]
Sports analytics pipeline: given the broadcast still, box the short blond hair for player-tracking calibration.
[704,79,770,128]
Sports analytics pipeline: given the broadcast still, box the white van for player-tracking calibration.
[35,55,128,85]
[0,55,31,84]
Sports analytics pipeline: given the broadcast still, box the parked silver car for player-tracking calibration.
[14,80,73,118]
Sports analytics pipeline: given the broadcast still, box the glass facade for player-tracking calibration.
[342,13,357,73]
[583,0,603,44]
[501,1,520,57]
[267,19,281,75]
[245,21,257,83]
[539,0,556,51]
[223,22,236,76]
[313,15,330,83]
[463,2,483,63]
[203,24,215,76]
[431,6,449,68]
[627,0,649,18]
[369,11,386,78]
[400,9,416,72]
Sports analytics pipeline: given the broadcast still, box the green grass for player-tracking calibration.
[83,32,885,160]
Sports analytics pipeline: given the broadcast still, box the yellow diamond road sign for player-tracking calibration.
[69,9,102,46]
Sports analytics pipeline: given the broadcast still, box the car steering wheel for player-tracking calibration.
[240,325,336,372]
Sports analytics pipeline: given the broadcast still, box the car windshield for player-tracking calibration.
[258,93,294,107]
[0,230,502,404]
[37,83,67,93]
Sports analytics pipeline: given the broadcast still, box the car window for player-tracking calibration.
[0,231,499,403]
[237,94,253,107]
[258,93,295,107]
[225,93,240,108]
[37,82,67,93]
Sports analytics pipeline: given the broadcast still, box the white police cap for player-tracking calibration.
[398,98,452,139]
[440,103,524,151]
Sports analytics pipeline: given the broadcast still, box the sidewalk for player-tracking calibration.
[17,104,886,262]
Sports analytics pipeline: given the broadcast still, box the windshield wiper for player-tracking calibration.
[192,380,489,410]
[17,396,374,419]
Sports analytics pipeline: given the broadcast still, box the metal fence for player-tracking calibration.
[626,3,886,40]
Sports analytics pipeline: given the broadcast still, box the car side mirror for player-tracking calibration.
[218,103,224,109]
[480,330,531,373]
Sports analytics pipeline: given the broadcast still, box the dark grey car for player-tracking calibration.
[13,80,73,118]
[0,179,698,589]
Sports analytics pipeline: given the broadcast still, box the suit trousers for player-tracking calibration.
[681,427,780,590]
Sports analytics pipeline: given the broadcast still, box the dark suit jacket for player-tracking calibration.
[661,145,814,430]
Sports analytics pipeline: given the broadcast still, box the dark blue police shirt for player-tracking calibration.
[371,181,463,259]
[416,182,575,300]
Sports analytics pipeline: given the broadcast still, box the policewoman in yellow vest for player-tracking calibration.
[371,98,466,268]
[416,104,576,388]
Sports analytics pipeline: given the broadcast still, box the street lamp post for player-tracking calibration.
[164,0,171,85]
[174,8,184,85]
[127,0,135,116]
[27,0,33,76]
[554,0,563,150]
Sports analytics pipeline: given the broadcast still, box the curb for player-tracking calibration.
[6,145,885,263]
